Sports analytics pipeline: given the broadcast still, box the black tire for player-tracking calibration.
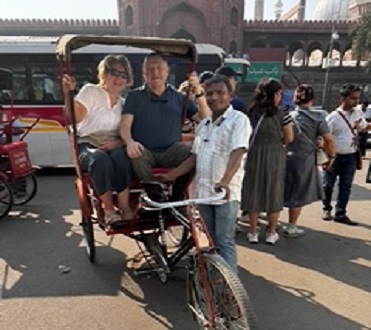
[81,216,96,263]
[189,253,258,330]
[11,173,37,205]
[0,178,13,218]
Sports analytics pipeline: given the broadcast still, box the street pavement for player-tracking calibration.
[0,157,370,330]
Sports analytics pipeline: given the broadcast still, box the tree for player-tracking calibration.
[351,11,371,69]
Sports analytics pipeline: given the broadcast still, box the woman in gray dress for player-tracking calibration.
[241,78,293,245]
[283,84,335,238]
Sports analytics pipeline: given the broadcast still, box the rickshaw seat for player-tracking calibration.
[80,167,172,191]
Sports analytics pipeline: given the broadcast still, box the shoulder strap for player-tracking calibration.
[337,110,356,137]
[249,113,265,148]
[291,113,318,151]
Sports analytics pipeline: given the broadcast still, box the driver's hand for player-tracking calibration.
[126,140,144,159]
[214,182,230,200]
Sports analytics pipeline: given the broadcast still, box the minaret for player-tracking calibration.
[274,0,283,20]
[297,0,306,21]
[254,0,264,20]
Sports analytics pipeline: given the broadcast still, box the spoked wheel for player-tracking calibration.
[0,178,13,218]
[189,253,258,330]
[81,215,96,263]
[11,173,37,205]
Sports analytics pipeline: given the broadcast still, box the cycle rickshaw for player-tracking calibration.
[0,68,38,217]
[56,34,258,329]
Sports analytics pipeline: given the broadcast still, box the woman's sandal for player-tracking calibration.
[104,211,125,227]
[120,207,134,221]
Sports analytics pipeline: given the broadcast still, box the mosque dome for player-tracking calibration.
[313,0,350,20]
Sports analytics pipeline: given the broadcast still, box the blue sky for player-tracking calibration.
[0,0,318,20]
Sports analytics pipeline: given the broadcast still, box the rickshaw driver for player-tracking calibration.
[158,75,251,273]
[120,53,210,200]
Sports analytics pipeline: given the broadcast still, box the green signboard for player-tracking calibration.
[246,62,282,83]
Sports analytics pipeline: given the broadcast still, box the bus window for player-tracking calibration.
[71,65,95,91]
[30,65,61,102]
[1,64,29,102]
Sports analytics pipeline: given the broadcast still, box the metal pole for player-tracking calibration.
[321,23,335,109]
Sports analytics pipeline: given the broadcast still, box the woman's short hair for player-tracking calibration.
[97,54,133,86]
[294,84,314,105]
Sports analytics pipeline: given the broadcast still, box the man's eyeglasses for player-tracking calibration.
[108,69,128,79]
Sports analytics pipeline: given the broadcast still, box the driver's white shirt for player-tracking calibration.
[191,106,251,204]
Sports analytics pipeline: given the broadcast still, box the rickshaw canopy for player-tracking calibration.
[55,34,198,63]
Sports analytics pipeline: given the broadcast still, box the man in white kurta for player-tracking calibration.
[163,75,251,272]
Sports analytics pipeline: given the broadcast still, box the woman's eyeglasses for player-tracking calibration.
[108,69,128,79]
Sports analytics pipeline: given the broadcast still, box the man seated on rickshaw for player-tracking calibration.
[120,53,210,200]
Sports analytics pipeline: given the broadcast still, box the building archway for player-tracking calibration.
[171,28,196,42]
[230,7,238,26]
[158,2,207,41]
[125,5,133,27]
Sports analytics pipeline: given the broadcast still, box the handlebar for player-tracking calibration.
[142,188,227,209]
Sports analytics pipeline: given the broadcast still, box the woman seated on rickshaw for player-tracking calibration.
[62,54,134,226]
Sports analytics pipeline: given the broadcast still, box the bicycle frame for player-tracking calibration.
[141,189,227,326]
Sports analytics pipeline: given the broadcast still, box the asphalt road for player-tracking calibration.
[0,159,370,330]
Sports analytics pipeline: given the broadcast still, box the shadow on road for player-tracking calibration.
[1,168,370,329]
[0,169,128,299]
[235,223,371,330]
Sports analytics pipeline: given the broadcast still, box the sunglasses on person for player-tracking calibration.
[108,68,128,79]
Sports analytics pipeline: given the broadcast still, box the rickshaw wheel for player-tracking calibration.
[0,177,13,218]
[189,254,258,329]
[11,173,37,205]
[81,215,96,262]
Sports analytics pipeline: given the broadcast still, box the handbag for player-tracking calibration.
[291,114,329,166]
[337,111,363,170]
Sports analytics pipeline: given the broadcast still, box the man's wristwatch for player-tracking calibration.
[195,91,205,99]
